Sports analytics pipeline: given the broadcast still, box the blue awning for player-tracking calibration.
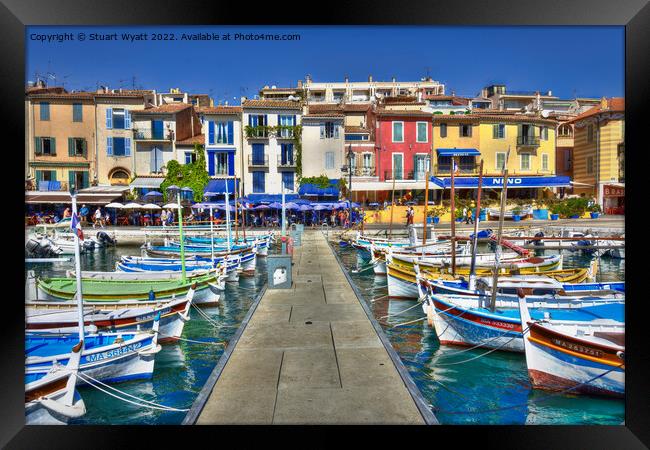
[203,179,239,196]
[430,175,572,189]
[436,148,481,157]
[298,179,339,196]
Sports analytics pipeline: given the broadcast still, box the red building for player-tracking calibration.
[375,109,432,183]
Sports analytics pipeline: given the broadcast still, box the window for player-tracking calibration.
[392,122,404,142]
[325,151,335,169]
[215,152,229,175]
[112,108,126,129]
[211,121,233,144]
[416,122,428,142]
[495,152,507,171]
[541,126,549,140]
[252,171,265,193]
[150,146,164,173]
[558,124,573,137]
[414,154,428,180]
[460,124,472,137]
[440,123,447,138]
[587,156,594,174]
[185,151,197,165]
[280,143,294,165]
[587,124,594,143]
[251,143,265,165]
[107,137,131,157]
[68,171,89,190]
[278,115,296,138]
[34,137,56,156]
[321,122,339,139]
[36,170,56,182]
[564,149,572,171]
[68,138,86,157]
[282,172,294,191]
[151,120,164,139]
[392,154,403,179]
[520,153,531,171]
[345,134,369,141]
[363,153,372,168]
[73,103,83,122]
[248,114,267,127]
[541,153,549,171]
[493,124,505,139]
[40,102,50,121]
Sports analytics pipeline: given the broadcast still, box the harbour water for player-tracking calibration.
[25,245,269,425]
[333,243,625,425]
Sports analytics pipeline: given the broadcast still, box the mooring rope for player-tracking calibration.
[378,297,424,320]
[76,372,190,412]
[390,316,427,328]
[190,303,221,328]
[432,330,526,366]
[158,334,225,346]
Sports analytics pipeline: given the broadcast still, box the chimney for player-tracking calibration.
[240,96,247,104]
[391,76,396,83]
[368,75,373,82]
[547,90,552,96]
[344,75,349,83]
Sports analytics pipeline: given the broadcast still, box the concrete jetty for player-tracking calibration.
[190,230,432,425]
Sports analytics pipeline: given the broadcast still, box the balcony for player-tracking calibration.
[517,135,540,147]
[248,155,269,167]
[133,129,170,141]
[276,126,295,139]
[384,170,417,181]
[277,153,297,168]
[434,163,479,175]
[245,126,270,139]
[351,166,376,177]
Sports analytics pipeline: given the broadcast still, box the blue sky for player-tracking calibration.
[26,26,624,103]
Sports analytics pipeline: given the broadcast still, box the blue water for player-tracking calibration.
[25,245,269,425]
[333,244,625,425]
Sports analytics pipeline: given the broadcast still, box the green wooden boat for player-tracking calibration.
[36,270,219,302]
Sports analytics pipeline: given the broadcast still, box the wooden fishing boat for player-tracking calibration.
[144,242,254,259]
[418,280,624,353]
[25,340,86,424]
[119,251,255,276]
[369,242,469,275]
[518,296,625,397]
[35,269,221,303]
[386,253,574,299]
[26,286,196,342]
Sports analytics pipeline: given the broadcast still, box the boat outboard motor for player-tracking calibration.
[83,240,95,251]
[96,231,116,246]
[526,231,545,247]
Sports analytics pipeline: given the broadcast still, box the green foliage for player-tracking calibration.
[427,205,447,218]
[546,197,590,217]
[160,144,209,202]
[291,125,303,178]
[337,177,347,198]
[300,174,334,189]
[587,201,601,213]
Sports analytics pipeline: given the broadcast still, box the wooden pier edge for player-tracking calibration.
[328,233,440,425]
[182,284,268,425]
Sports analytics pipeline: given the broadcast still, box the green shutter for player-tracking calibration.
[493,124,498,139]
[50,137,56,155]
[517,124,523,140]
[69,171,76,190]
[34,137,42,155]
[82,139,87,158]
[35,170,43,181]
[68,138,74,156]
[50,170,57,182]
[82,171,89,188]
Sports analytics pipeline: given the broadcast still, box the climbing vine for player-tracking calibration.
[160,143,209,202]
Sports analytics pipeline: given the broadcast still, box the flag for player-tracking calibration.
[70,212,84,240]
[453,159,460,176]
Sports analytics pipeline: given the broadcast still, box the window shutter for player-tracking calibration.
[334,123,339,139]
[320,124,325,139]
[208,121,215,145]
[69,171,76,190]
[82,139,87,158]
[35,170,43,181]
[263,115,268,126]
[50,137,56,155]
[517,124,522,139]
[106,108,113,129]
[34,137,42,155]
[82,171,89,189]
[68,138,74,156]
[228,152,235,176]
[292,115,296,126]
[125,138,131,156]
[107,137,113,156]
[125,110,131,129]
[207,152,215,176]
[468,125,472,137]
[150,146,157,172]
[227,121,234,144]
[493,124,498,139]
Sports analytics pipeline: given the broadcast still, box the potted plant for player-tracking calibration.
[428,205,446,224]
[533,200,549,220]
[588,202,602,219]
[564,197,589,219]
[511,206,523,222]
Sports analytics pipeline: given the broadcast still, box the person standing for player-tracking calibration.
[63,207,72,219]
[93,207,102,228]
[79,204,89,224]
[466,207,474,225]
[161,209,168,228]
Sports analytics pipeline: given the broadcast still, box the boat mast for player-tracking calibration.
[209,204,215,264]
[70,189,85,343]
[388,175,396,240]
[468,159,484,291]
[281,180,286,237]
[234,183,239,243]
[421,164,430,249]
[177,192,187,282]
[450,156,456,276]
[489,146,511,312]
[224,178,232,252]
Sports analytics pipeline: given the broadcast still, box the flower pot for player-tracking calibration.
[550,214,559,220]
[433,216,440,224]
[590,212,600,219]
[512,215,521,222]
[455,217,464,222]
[533,208,548,220]
[426,217,432,224]
[569,214,580,219]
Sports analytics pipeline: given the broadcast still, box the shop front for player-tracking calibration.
[603,184,625,215]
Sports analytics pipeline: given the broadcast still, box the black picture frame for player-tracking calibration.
[3,0,647,447]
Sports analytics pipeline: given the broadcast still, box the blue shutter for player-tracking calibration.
[125,138,131,156]
[227,121,234,145]
[125,110,131,129]
[228,152,235,176]
[208,121,215,145]
[107,137,113,156]
[292,115,296,126]
[207,151,215,176]
[106,108,113,129]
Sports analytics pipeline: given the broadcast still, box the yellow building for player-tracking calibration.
[430,112,561,200]
[27,91,96,190]
[567,98,625,213]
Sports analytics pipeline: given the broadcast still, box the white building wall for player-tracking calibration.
[301,118,345,180]
[200,113,242,179]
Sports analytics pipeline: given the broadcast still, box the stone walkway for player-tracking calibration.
[196,230,425,424]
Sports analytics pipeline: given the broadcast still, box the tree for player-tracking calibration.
[160,144,210,202]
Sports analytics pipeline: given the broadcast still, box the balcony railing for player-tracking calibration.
[248,155,269,167]
[517,135,540,146]
[245,126,270,139]
[276,126,295,139]
[351,166,376,177]
[277,154,297,168]
[384,170,417,181]
[133,129,170,141]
